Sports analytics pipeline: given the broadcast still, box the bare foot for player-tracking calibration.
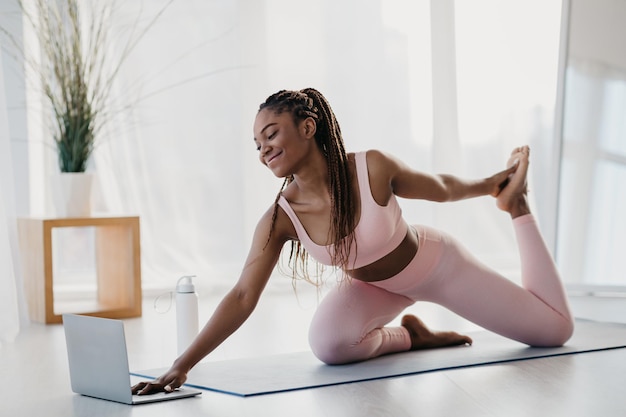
[496,146,531,218]
[401,314,472,350]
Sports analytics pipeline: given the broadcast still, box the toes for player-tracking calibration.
[451,333,473,346]
[433,331,473,348]
[507,146,529,169]
[511,145,529,156]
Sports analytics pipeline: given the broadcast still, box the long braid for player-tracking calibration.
[301,88,356,273]
[259,88,357,284]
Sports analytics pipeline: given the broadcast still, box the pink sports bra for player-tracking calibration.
[277,151,408,269]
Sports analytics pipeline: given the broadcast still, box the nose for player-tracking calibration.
[265,138,277,153]
[258,142,271,164]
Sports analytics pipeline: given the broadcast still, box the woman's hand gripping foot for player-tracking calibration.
[496,146,531,219]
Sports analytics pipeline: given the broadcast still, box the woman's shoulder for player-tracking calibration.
[353,149,398,203]
[350,149,394,161]
[352,149,397,173]
[255,200,297,245]
[346,149,386,161]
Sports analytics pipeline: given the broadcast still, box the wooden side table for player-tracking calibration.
[17,216,142,324]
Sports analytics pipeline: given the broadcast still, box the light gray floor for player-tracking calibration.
[2,286,625,417]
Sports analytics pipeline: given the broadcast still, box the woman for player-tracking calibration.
[133,88,573,394]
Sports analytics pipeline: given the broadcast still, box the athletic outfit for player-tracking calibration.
[278,151,574,365]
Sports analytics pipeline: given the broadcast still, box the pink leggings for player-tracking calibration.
[309,215,574,365]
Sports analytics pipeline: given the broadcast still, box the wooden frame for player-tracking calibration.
[17,216,142,324]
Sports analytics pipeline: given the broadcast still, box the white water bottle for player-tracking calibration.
[176,275,199,356]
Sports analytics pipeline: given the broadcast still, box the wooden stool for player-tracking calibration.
[17,216,142,324]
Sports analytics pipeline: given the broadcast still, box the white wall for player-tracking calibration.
[556,0,626,287]
[569,0,626,70]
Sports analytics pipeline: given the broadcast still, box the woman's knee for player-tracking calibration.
[549,316,575,346]
[529,316,575,347]
[308,321,359,365]
[309,336,354,365]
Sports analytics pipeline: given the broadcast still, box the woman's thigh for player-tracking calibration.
[308,279,412,362]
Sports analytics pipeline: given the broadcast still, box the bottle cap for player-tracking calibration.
[176,275,196,293]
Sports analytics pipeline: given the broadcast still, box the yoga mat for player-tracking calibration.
[132,320,626,397]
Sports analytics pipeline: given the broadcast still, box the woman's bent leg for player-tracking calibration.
[308,280,412,365]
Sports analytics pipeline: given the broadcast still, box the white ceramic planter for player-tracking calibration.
[51,172,94,217]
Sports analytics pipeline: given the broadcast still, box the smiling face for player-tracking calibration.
[256,89,357,278]
[253,108,317,178]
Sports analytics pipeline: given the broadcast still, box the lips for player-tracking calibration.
[266,151,282,166]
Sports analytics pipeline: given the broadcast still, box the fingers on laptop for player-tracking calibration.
[132,380,167,395]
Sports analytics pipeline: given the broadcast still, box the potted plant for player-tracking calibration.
[33,0,102,216]
[1,0,167,216]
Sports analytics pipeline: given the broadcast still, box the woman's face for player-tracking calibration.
[253,108,315,177]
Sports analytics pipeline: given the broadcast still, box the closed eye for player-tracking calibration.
[255,129,277,152]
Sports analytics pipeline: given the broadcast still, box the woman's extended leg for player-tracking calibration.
[499,146,573,325]
[419,146,573,346]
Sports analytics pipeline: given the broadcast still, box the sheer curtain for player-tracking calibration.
[444,0,563,279]
[0,50,28,344]
[87,0,562,293]
[91,0,441,291]
[3,0,563,306]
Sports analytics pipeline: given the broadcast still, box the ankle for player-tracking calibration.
[510,196,531,219]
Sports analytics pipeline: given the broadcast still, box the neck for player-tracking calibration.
[291,150,330,197]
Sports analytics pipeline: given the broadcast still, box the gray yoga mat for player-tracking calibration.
[132,320,626,397]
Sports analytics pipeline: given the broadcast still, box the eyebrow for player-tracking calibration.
[253,122,277,142]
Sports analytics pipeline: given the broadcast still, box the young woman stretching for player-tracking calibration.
[133,88,573,394]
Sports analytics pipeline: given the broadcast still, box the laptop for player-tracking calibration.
[62,314,202,405]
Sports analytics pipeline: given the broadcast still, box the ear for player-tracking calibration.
[301,117,317,139]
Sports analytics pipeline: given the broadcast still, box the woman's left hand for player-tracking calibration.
[488,163,518,198]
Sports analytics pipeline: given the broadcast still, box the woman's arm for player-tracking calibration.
[366,149,515,203]
[132,205,290,395]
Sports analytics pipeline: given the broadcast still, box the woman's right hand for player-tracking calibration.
[131,366,188,395]
[130,205,286,397]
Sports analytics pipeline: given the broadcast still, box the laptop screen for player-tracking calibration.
[63,314,134,403]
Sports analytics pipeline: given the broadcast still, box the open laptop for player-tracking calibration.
[62,314,202,405]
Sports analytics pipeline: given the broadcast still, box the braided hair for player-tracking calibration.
[259,88,357,285]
